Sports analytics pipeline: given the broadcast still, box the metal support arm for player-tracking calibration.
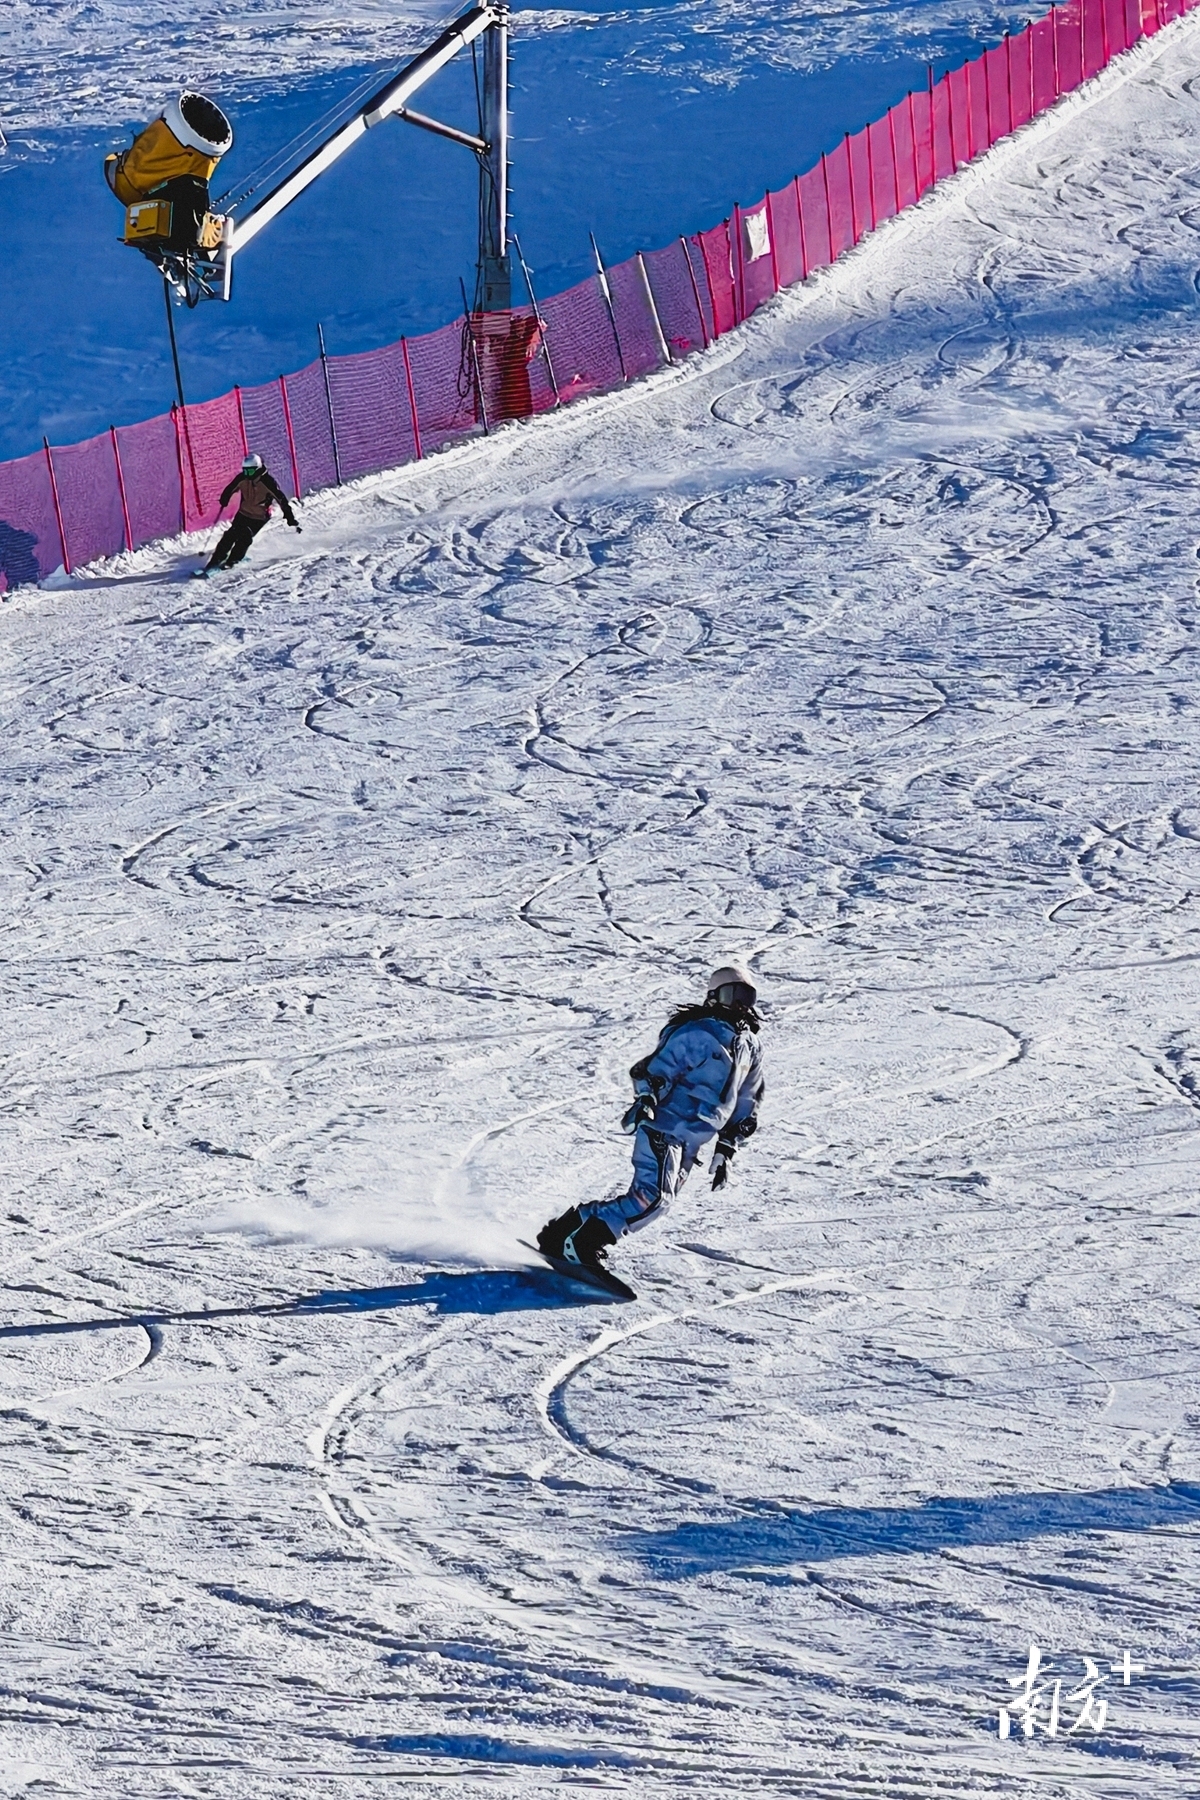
[221,2,497,291]
[398,108,487,154]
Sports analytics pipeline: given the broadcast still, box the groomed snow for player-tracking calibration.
[1,18,1199,1797]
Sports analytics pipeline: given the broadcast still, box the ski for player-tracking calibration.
[519,1240,636,1302]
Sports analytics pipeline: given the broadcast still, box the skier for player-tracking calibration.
[196,454,300,575]
[537,962,765,1276]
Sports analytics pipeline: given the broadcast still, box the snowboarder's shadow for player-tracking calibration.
[0,1268,608,1344]
[632,1482,1200,1573]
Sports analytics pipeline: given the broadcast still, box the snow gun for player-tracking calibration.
[102,5,511,312]
[104,93,234,306]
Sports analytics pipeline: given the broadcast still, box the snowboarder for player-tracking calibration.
[197,454,300,574]
[537,962,765,1277]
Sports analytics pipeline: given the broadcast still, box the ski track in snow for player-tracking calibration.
[2,21,1200,1798]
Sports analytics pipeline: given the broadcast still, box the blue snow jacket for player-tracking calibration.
[630,1008,764,1150]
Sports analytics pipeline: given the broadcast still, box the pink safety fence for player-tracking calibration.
[0,0,1188,591]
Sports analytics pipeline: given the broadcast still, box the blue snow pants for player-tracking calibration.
[581,1125,702,1238]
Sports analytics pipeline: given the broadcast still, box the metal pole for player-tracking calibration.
[479,1,511,310]
[908,90,921,198]
[164,284,203,524]
[460,278,490,433]
[401,337,423,459]
[43,438,70,576]
[590,231,628,380]
[821,150,834,260]
[764,191,780,292]
[279,376,303,497]
[793,176,808,279]
[637,253,671,365]
[512,234,561,402]
[317,322,342,484]
[163,276,186,411]
[680,237,710,347]
[110,427,134,553]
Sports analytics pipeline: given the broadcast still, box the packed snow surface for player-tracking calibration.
[2,19,1200,1798]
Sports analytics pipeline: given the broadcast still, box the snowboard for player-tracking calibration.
[520,1240,636,1302]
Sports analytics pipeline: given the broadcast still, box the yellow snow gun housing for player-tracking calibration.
[105,93,232,259]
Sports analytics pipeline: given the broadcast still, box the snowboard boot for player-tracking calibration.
[563,1214,617,1271]
[537,1207,583,1260]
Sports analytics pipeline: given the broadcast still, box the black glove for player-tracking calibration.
[709,1132,738,1191]
[621,1093,656,1135]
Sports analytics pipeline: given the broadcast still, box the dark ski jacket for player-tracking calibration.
[220,470,297,526]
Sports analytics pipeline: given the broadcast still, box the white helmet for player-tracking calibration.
[242,452,264,473]
[706,961,757,1008]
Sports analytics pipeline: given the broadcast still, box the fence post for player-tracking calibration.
[699,234,721,336]
[887,107,901,214]
[984,52,994,144]
[680,237,711,348]
[1080,0,1086,76]
[317,323,342,484]
[400,339,423,459]
[821,151,834,261]
[947,72,958,169]
[513,235,561,405]
[764,192,780,292]
[1101,0,1110,62]
[110,427,134,553]
[637,253,672,364]
[1053,2,1061,94]
[43,438,70,576]
[865,126,877,231]
[909,90,921,197]
[844,135,859,241]
[966,63,976,158]
[591,232,629,379]
[170,404,186,533]
[1003,32,1014,134]
[234,385,249,458]
[793,177,809,279]
[278,375,303,496]
[731,205,744,322]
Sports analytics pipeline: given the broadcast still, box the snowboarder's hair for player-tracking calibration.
[664,998,761,1035]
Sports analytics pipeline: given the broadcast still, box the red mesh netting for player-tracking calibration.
[283,362,338,494]
[2,0,1184,573]
[698,223,736,335]
[768,183,805,288]
[406,318,484,455]
[177,392,244,531]
[890,99,919,211]
[642,241,709,358]
[326,342,418,479]
[51,434,128,570]
[825,142,855,258]
[0,450,61,588]
[239,380,299,498]
[1008,26,1035,129]
[113,413,182,551]
[868,118,898,227]
[737,203,778,315]
[608,257,667,378]
[796,165,832,273]
[538,280,622,404]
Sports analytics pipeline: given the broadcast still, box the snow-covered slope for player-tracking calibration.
[2,20,1199,1796]
[1,0,1037,458]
